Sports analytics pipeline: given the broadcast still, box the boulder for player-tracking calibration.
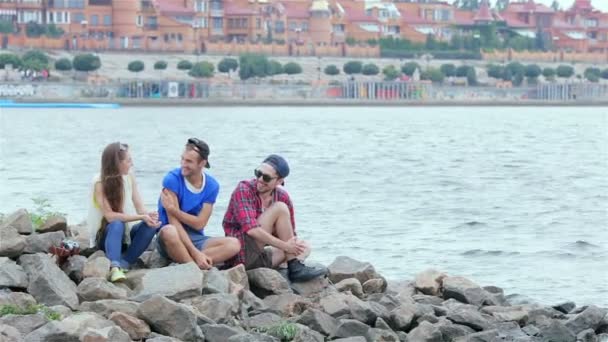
[247,312,282,330]
[565,305,606,335]
[242,289,269,312]
[292,323,325,342]
[0,209,32,235]
[365,328,400,341]
[0,257,28,289]
[137,295,205,341]
[109,311,151,340]
[228,332,279,341]
[223,264,249,291]
[535,317,576,342]
[38,216,67,234]
[389,304,416,331]
[576,328,598,342]
[333,319,370,338]
[77,277,129,302]
[79,299,140,318]
[80,325,131,342]
[0,323,22,342]
[24,312,115,342]
[129,262,203,302]
[295,308,339,336]
[291,276,332,297]
[328,256,379,284]
[62,255,87,284]
[482,285,508,306]
[24,231,66,254]
[82,253,111,280]
[363,278,387,295]
[480,305,529,325]
[414,269,446,296]
[263,293,312,317]
[247,268,291,298]
[335,278,364,298]
[552,301,576,314]
[442,276,491,307]
[201,324,243,342]
[138,250,170,269]
[182,293,239,323]
[0,226,26,257]
[436,318,475,340]
[446,303,493,331]
[0,313,48,335]
[320,292,350,317]
[413,294,444,306]
[203,267,231,294]
[453,330,499,342]
[19,253,79,309]
[332,338,366,342]
[345,294,379,325]
[0,291,37,307]
[406,320,442,342]
[375,317,392,330]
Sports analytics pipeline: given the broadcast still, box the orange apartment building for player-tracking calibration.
[0,0,605,55]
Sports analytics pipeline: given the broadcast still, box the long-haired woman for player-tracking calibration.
[87,142,160,282]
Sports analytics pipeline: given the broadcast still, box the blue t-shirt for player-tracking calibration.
[158,168,219,238]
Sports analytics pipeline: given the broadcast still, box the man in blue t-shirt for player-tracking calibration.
[157,138,240,270]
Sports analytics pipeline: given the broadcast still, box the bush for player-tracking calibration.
[25,22,45,38]
[382,65,400,80]
[505,62,525,77]
[556,65,574,78]
[177,60,193,70]
[584,67,601,81]
[128,60,144,73]
[542,67,556,79]
[218,57,238,73]
[486,64,504,79]
[601,69,608,80]
[324,64,340,76]
[421,68,444,83]
[525,64,541,78]
[345,37,357,46]
[401,62,421,76]
[154,61,167,70]
[189,61,214,78]
[0,53,21,69]
[343,61,362,75]
[586,73,599,82]
[466,67,477,86]
[455,65,470,77]
[366,39,378,47]
[268,60,283,76]
[283,62,302,75]
[0,304,61,321]
[54,58,72,71]
[361,63,379,76]
[21,50,49,71]
[0,20,14,34]
[513,72,524,86]
[238,54,270,80]
[46,24,64,38]
[440,63,456,77]
[73,53,101,72]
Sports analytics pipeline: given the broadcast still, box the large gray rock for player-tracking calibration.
[77,277,129,302]
[130,262,203,302]
[24,312,114,342]
[389,304,416,331]
[0,291,37,307]
[247,268,291,298]
[80,325,131,342]
[291,276,332,297]
[328,256,379,284]
[62,255,87,284]
[480,305,529,325]
[19,253,79,309]
[203,267,231,294]
[335,278,364,298]
[0,323,22,342]
[263,293,312,316]
[0,226,26,257]
[0,313,48,335]
[82,253,111,279]
[24,231,66,254]
[333,319,370,339]
[137,295,205,341]
[362,278,387,295]
[320,292,350,317]
[482,286,508,306]
[79,299,140,318]
[109,312,151,340]
[346,294,380,325]
[229,332,279,341]
[201,324,243,342]
[446,303,493,331]
[436,318,476,340]
[242,289,269,312]
[553,301,576,314]
[0,209,32,235]
[223,264,249,291]
[0,257,28,289]
[182,293,239,323]
[565,305,606,335]
[333,338,366,342]
[138,250,170,269]
[295,308,339,336]
[247,312,282,330]
[577,328,598,342]
[406,321,442,342]
[365,328,400,342]
[535,316,576,342]
[292,323,325,342]
[414,269,446,296]
[453,330,499,342]
[38,216,68,234]
[442,276,491,307]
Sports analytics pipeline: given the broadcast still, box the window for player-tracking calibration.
[212,17,222,29]
[256,18,261,29]
[90,14,98,26]
[68,0,84,8]
[136,15,143,27]
[195,0,206,12]
[52,0,66,8]
[177,33,182,41]
[72,12,85,23]
[103,14,111,26]
[289,21,297,30]
[199,17,208,28]
[301,22,308,32]
[146,16,157,29]
[274,20,284,33]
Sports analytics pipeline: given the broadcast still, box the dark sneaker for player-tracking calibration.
[287,259,327,283]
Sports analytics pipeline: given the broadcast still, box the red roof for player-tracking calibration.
[454,10,475,25]
[224,2,257,16]
[155,0,194,15]
[502,13,534,28]
[283,2,310,19]
[473,0,494,22]
[506,1,554,14]
[401,13,431,25]
[570,0,594,11]
[342,4,377,22]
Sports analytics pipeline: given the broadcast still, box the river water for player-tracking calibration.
[1,106,606,306]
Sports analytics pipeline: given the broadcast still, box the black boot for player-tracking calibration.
[287,259,327,283]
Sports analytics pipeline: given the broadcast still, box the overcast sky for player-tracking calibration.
[485,0,608,12]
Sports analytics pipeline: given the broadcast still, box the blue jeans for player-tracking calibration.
[98,221,158,268]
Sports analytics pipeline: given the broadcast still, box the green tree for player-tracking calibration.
[218,58,238,73]
[401,62,420,76]
[324,64,340,76]
[542,67,556,80]
[456,65,471,77]
[177,60,193,70]
[466,67,477,85]
[551,0,560,11]
[22,50,49,71]
[440,63,456,77]
[268,60,283,76]
[505,62,525,76]
[25,22,45,37]
[238,54,270,80]
[343,61,363,75]
[382,65,400,80]
[0,53,21,69]
[366,39,378,47]
[154,61,167,70]
[128,60,144,73]
[189,61,214,78]
[487,64,505,79]
[525,64,541,78]
[345,37,357,46]
[283,62,302,75]
[425,34,438,50]
[46,24,64,38]
[556,65,574,78]
[72,53,101,72]
[583,67,601,81]
[361,63,379,76]
[54,58,72,71]
[601,69,608,80]
[421,68,444,83]
[0,20,14,34]
[513,72,524,86]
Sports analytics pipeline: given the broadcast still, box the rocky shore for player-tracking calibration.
[1,208,607,342]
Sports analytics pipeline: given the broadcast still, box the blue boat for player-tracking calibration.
[0,102,120,108]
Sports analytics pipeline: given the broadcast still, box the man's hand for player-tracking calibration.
[161,189,178,215]
[284,237,306,255]
[193,251,212,270]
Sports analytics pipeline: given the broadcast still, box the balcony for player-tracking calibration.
[210,9,223,17]
[145,23,158,30]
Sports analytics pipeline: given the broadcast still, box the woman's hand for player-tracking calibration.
[142,214,161,228]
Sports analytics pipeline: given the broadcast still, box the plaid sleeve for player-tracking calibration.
[231,182,260,233]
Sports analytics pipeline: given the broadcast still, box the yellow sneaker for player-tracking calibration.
[110,267,126,282]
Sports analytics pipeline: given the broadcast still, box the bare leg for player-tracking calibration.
[256,202,297,260]
[271,240,311,268]
[202,237,241,265]
[159,225,193,263]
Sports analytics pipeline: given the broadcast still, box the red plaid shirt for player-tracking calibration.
[223,179,295,267]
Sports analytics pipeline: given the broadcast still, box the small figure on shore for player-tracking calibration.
[87,142,161,282]
[223,154,327,282]
[156,138,240,270]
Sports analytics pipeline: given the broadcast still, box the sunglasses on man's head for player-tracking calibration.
[118,143,128,151]
[254,169,278,183]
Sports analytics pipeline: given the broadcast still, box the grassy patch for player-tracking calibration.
[29,197,66,230]
[0,304,61,321]
[254,322,299,341]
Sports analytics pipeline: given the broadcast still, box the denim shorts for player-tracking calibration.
[156,226,211,260]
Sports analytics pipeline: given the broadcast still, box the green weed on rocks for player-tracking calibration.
[254,322,299,341]
[0,304,61,321]
[29,197,66,230]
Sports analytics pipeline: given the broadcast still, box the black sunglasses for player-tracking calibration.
[254,169,278,182]
[118,142,128,151]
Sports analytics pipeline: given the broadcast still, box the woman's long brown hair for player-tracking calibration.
[100,142,128,213]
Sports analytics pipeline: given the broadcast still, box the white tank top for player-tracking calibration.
[86,173,139,247]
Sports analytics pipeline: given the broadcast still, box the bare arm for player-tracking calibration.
[94,182,144,223]
[130,175,147,215]
[161,189,213,231]
[247,228,289,251]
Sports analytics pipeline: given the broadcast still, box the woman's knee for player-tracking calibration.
[106,221,125,232]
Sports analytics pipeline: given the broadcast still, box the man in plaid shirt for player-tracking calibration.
[223,154,327,282]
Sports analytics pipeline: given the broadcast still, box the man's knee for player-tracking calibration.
[226,237,241,254]
[269,201,290,215]
[159,225,179,243]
